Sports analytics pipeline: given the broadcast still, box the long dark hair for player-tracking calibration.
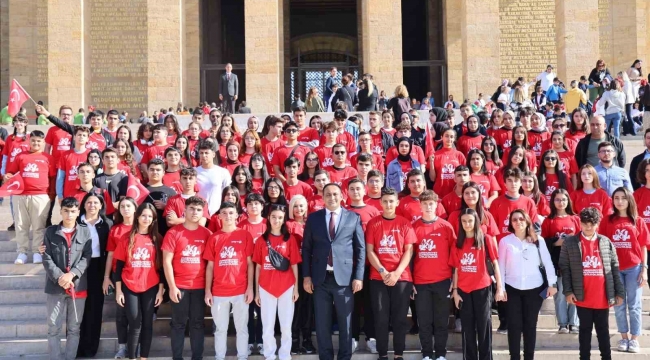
[87,149,103,174]
[568,108,589,135]
[79,191,107,219]
[113,139,137,176]
[467,149,488,175]
[506,145,529,172]
[262,204,291,242]
[164,114,181,135]
[547,189,575,219]
[232,165,253,195]
[456,208,485,249]
[298,151,320,182]
[127,203,162,269]
[249,152,270,184]
[521,170,543,205]
[114,197,137,225]
[610,187,638,223]
[631,59,643,77]
[511,126,530,149]
[481,136,500,165]
[262,178,288,217]
[460,182,489,226]
[538,149,568,193]
[222,185,244,215]
[174,135,193,167]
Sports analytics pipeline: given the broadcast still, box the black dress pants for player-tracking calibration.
[458,286,492,360]
[292,266,314,343]
[76,257,104,357]
[414,279,451,359]
[370,280,412,358]
[170,288,205,360]
[352,265,375,341]
[123,284,158,359]
[505,284,544,360]
[576,306,611,360]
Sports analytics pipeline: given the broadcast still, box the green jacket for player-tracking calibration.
[0,106,11,125]
[73,113,85,124]
[558,234,624,305]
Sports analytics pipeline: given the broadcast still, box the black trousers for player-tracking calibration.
[352,265,375,341]
[505,284,544,360]
[248,275,263,344]
[313,273,354,360]
[415,279,451,359]
[123,284,158,359]
[111,271,129,344]
[493,283,508,330]
[370,280,412,357]
[170,288,205,360]
[292,267,314,343]
[76,258,104,357]
[576,306,611,360]
[458,286,492,360]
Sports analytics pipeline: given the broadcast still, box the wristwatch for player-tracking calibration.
[551,284,557,288]
[379,267,386,274]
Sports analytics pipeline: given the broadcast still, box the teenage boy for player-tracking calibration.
[324,144,358,186]
[261,117,286,177]
[71,162,104,204]
[489,167,539,234]
[42,197,92,360]
[292,107,320,149]
[396,169,446,223]
[196,142,232,216]
[412,190,455,360]
[367,111,394,157]
[313,121,339,168]
[38,105,114,151]
[308,170,329,214]
[440,166,471,215]
[272,121,311,180]
[164,168,209,228]
[44,105,74,160]
[144,159,177,236]
[93,148,128,214]
[140,124,169,176]
[283,157,314,202]
[6,130,56,264]
[342,153,374,202]
[364,170,383,212]
[204,202,255,360]
[366,188,416,360]
[352,132,384,173]
[162,196,213,360]
[105,110,121,138]
[56,126,90,200]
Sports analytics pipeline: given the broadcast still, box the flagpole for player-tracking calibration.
[13,79,37,106]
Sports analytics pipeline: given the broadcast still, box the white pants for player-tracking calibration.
[211,294,249,360]
[260,286,294,360]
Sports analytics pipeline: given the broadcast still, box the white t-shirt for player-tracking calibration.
[536,71,556,92]
[195,164,232,216]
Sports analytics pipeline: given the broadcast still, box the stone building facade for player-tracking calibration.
[0,0,648,115]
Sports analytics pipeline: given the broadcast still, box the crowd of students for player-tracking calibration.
[5,98,649,360]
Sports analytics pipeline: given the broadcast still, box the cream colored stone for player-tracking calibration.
[556,0,599,84]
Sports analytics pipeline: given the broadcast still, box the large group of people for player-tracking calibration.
[3,60,650,360]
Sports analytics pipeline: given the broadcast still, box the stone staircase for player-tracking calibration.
[0,205,650,359]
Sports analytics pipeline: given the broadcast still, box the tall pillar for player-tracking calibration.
[359,0,403,97]
[245,0,284,113]
[610,0,647,73]
[461,0,500,100]
[184,0,201,108]
[444,0,463,101]
[0,0,9,103]
[555,0,599,84]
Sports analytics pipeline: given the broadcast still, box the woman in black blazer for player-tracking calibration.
[331,73,359,111]
[76,191,114,357]
[357,78,379,111]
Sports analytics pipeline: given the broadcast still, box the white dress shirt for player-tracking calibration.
[81,215,102,258]
[497,233,557,291]
[325,207,342,271]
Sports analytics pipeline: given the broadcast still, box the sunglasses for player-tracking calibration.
[552,124,566,129]
[284,128,298,133]
[334,151,346,155]
[511,217,526,223]
[306,157,318,161]
[544,157,557,161]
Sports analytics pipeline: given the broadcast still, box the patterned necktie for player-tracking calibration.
[328,211,337,267]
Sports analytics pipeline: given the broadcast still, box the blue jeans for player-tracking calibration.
[554,275,578,327]
[614,264,643,336]
[605,112,622,138]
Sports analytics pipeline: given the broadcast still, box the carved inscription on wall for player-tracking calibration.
[34,0,48,103]
[598,0,612,67]
[499,0,557,82]
[88,0,147,113]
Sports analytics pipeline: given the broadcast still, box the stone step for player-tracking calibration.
[0,275,44,290]
[0,240,16,252]
[0,289,45,305]
[0,263,44,276]
[0,331,648,356]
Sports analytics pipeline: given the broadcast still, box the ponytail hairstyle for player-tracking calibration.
[127,203,162,269]
[456,208,485,249]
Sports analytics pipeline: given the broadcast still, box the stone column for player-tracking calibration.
[0,0,9,103]
[610,0,647,73]
[359,0,403,97]
[461,0,500,101]
[444,0,463,101]
[184,0,201,108]
[555,0,599,84]
[245,0,284,113]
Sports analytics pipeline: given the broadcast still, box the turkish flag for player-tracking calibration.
[8,79,31,117]
[0,174,25,197]
[424,122,435,160]
[126,174,149,205]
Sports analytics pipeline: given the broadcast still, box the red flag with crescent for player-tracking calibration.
[8,79,31,117]
[0,174,25,197]
[126,175,149,205]
[424,122,435,159]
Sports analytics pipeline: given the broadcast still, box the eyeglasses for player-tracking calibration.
[552,124,566,129]
[599,150,614,154]
[334,151,346,155]
[306,158,318,161]
[511,217,526,223]
[544,157,557,161]
[284,128,298,133]
[267,185,280,190]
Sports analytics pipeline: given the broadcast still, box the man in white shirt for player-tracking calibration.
[195,142,231,215]
[536,65,556,92]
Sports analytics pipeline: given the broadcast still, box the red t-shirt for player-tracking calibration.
[449,236,498,293]
[106,223,132,272]
[203,229,255,296]
[364,196,382,213]
[571,189,612,216]
[500,148,538,172]
[432,148,466,197]
[7,152,56,195]
[633,187,650,225]
[297,127,319,145]
[113,234,160,293]
[45,127,72,159]
[600,216,650,270]
[261,137,286,176]
[369,132,386,156]
[456,135,485,155]
[440,192,462,216]
[350,153,385,174]
[396,195,446,224]
[317,132,357,157]
[412,218,456,285]
[134,139,152,157]
[86,131,108,151]
[283,180,314,202]
[385,145,426,167]
[161,225,212,289]
[447,209,499,237]
[347,204,381,231]
[365,215,417,282]
[314,145,335,168]
[3,134,31,162]
[541,215,581,240]
[492,128,513,151]
[272,144,311,174]
[163,194,210,220]
[470,173,501,202]
[237,218,267,244]
[286,220,305,245]
[557,150,579,176]
[253,234,301,297]
[308,195,326,214]
[574,234,609,309]
[527,130,550,159]
[541,173,573,201]
[324,166,358,186]
[141,144,170,165]
[57,149,91,197]
[489,195,539,233]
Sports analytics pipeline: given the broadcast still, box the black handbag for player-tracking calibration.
[265,238,290,271]
[534,241,549,298]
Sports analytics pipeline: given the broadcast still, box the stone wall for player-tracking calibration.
[555,0,600,86]
[0,0,8,104]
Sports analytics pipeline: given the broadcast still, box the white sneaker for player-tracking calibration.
[248,344,253,356]
[256,343,263,354]
[114,344,127,359]
[435,357,447,360]
[628,339,640,353]
[367,338,377,354]
[14,253,27,265]
[422,357,432,360]
[454,319,462,333]
[32,253,42,264]
[351,339,358,353]
[617,339,629,352]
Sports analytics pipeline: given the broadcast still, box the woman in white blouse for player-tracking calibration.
[498,209,557,360]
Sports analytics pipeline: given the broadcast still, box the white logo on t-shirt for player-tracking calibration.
[131,247,152,268]
[219,246,236,259]
[181,244,201,264]
[378,234,397,255]
[57,137,71,150]
[86,141,99,150]
[322,157,334,167]
[441,164,455,180]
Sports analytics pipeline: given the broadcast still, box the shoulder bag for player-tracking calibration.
[265,237,290,271]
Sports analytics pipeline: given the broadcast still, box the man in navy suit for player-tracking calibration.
[323,67,337,109]
[302,183,365,360]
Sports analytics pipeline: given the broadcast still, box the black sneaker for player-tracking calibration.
[302,340,316,354]
[409,324,419,335]
[7,223,14,231]
[291,341,301,355]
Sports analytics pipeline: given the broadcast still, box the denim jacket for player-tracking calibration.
[386,158,421,192]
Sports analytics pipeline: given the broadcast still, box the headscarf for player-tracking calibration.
[395,137,412,163]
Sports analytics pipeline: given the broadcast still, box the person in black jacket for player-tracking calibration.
[588,59,612,101]
[575,115,626,169]
[367,111,395,156]
[331,73,358,111]
[357,78,378,111]
[42,197,92,360]
[36,105,115,149]
[76,192,113,357]
[629,128,650,190]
